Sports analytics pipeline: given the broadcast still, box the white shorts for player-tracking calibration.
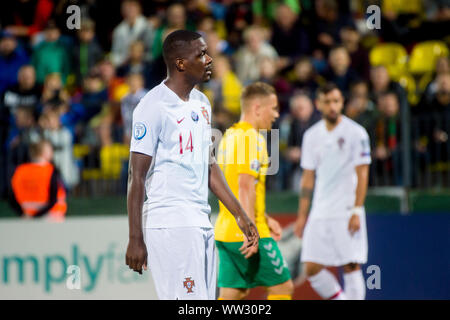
[144,227,216,300]
[300,214,368,266]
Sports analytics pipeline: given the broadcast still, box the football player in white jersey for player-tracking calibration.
[294,83,371,300]
[125,30,259,300]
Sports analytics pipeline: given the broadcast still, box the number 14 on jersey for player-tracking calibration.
[179,131,193,154]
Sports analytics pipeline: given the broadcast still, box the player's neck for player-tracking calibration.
[164,77,195,102]
[240,115,258,130]
[324,115,343,132]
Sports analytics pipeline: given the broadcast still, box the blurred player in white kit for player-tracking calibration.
[125,30,259,300]
[294,83,371,300]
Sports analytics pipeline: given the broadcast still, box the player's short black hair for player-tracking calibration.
[316,82,341,96]
[162,30,202,67]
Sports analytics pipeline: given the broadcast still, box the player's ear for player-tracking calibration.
[175,58,185,72]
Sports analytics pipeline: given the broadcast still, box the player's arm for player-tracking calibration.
[125,152,151,274]
[238,173,256,223]
[348,164,370,235]
[294,169,315,238]
[265,213,282,241]
[209,156,259,258]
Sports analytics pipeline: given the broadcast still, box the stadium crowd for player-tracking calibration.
[0,0,449,203]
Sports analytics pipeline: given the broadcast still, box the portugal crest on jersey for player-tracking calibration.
[201,106,210,124]
[183,277,195,293]
[191,111,199,122]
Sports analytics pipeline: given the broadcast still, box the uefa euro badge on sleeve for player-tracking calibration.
[250,159,260,173]
[134,122,147,140]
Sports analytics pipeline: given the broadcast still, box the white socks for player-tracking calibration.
[343,269,366,300]
[308,269,346,300]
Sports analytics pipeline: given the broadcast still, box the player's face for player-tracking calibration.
[316,89,343,124]
[185,37,213,83]
[258,94,279,130]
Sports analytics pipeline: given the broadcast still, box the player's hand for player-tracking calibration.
[348,214,361,236]
[267,215,282,241]
[237,216,260,259]
[125,237,148,274]
[294,214,307,239]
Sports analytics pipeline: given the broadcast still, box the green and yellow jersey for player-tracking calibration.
[214,121,271,242]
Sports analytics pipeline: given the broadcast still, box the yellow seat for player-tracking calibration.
[73,144,90,159]
[82,168,102,180]
[382,0,422,15]
[100,143,130,179]
[409,41,449,75]
[370,43,408,79]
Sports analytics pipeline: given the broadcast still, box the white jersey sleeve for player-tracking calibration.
[300,130,316,170]
[130,96,164,157]
[352,127,372,166]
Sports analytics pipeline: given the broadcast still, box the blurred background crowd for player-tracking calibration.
[1,0,449,204]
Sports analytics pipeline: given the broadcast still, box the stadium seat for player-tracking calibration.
[382,0,422,15]
[73,144,91,159]
[408,41,449,75]
[100,143,130,179]
[369,43,408,79]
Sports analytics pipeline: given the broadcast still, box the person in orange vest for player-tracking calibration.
[11,139,67,221]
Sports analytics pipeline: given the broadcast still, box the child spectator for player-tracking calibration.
[121,73,147,144]
[39,110,80,189]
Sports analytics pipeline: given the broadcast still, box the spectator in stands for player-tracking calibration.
[6,106,41,189]
[252,0,300,25]
[117,40,152,89]
[289,57,320,98]
[40,73,70,110]
[0,31,29,96]
[0,0,54,40]
[111,0,154,66]
[121,73,147,144]
[312,0,353,54]
[202,55,242,132]
[345,80,378,141]
[31,21,70,85]
[285,93,321,190]
[418,73,450,164]
[258,56,292,113]
[374,92,402,185]
[340,25,370,81]
[2,65,40,120]
[369,65,408,112]
[204,30,234,58]
[234,25,278,84]
[322,45,358,98]
[80,71,108,124]
[270,4,310,70]
[39,110,80,189]
[72,19,104,87]
[422,57,450,105]
[10,139,67,221]
[152,3,192,60]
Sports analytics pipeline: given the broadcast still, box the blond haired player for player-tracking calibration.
[215,82,294,300]
[294,83,371,300]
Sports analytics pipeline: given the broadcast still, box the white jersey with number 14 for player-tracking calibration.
[130,81,213,229]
